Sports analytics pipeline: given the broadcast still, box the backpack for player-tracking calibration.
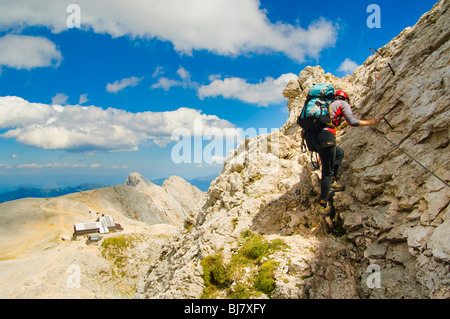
[297,83,335,130]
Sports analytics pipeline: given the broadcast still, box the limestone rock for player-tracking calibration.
[428,220,450,262]
[124,172,206,225]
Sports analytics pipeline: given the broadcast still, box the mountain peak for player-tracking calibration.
[124,172,154,188]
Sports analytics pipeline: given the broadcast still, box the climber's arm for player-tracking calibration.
[342,101,376,127]
[341,101,361,127]
[359,118,377,126]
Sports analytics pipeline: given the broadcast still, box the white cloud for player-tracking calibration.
[151,66,197,91]
[208,74,221,82]
[106,76,143,93]
[0,34,62,69]
[0,95,236,152]
[338,58,359,75]
[152,66,164,78]
[151,77,181,92]
[198,73,298,106]
[112,165,129,169]
[0,0,338,62]
[151,66,297,106]
[79,93,89,105]
[177,66,191,82]
[51,93,69,105]
[17,162,88,169]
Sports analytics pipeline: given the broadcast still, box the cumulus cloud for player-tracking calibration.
[151,66,197,91]
[51,93,69,105]
[208,74,221,82]
[150,66,296,107]
[79,93,89,105]
[0,34,62,69]
[151,77,182,92]
[177,67,191,82]
[0,0,338,62]
[0,95,236,152]
[338,58,359,75]
[106,76,143,93]
[198,73,298,106]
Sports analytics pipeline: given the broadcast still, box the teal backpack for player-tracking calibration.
[297,83,335,130]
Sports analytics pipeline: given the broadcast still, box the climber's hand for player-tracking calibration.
[368,118,377,125]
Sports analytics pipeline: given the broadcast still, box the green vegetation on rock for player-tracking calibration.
[200,231,288,299]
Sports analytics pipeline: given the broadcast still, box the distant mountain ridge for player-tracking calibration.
[152,175,216,192]
[0,183,107,204]
[0,174,216,204]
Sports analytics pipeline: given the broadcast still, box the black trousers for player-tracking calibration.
[318,145,344,202]
[304,129,344,202]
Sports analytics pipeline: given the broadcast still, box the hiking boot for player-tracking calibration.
[331,180,345,192]
[317,203,331,216]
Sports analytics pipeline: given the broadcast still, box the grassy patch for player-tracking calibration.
[200,231,288,299]
[241,235,287,262]
[184,220,193,232]
[200,254,228,288]
[228,283,251,299]
[231,218,239,229]
[101,234,139,272]
[254,260,278,296]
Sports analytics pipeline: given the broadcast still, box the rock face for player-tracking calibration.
[136,0,449,299]
[120,172,206,225]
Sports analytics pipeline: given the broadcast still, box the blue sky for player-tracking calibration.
[0,0,438,188]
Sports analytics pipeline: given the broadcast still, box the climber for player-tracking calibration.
[304,90,377,216]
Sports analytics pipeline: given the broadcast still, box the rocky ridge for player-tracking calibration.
[121,172,205,225]
[136,0,449,299]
